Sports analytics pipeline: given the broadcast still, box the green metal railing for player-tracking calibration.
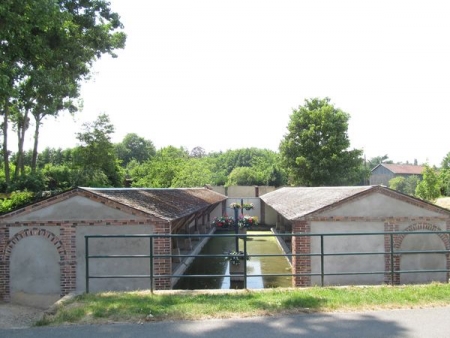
[85,231,450,293]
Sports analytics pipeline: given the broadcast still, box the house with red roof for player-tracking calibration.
[369,163,425,186]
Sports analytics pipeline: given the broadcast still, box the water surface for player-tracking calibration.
[174,231,292,290]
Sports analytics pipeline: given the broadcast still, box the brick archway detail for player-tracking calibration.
[395,223,450,251]
[388,223,450,284]
[3,228,66,261]
[2,227,69,300]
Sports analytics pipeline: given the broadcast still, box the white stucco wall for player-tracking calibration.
[310,221,386,285]
[226,198,260,218]
[398,230,447,284]
[10,235,61,306]
[263,205,278,227]
[210,186,276,197]
[320,193,441,218]
[208,203,225,222]
[7,195,142,222]
[308,192,449,285]
[76,225,155,293]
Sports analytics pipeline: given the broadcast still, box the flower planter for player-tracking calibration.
[229,261,245,282]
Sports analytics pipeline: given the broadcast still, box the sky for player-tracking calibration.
[31,0,450,166]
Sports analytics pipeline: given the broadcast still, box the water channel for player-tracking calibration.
[174,231,292,290]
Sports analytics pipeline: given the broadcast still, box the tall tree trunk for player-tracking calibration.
[15,109,29,177]
[2,101,10,186]
[31,115,42,173]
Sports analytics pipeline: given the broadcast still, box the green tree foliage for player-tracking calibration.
[209,148,286,186]
[439,170,450,196]
[1,0,126,186]
[190,147,206,158]
[280,98,363,186]
[389,175,420,196]
[74,114,124,187]
[405,175,421,196]
[171,157,215,187]
[441,152,450,170]
[36,147,67,168]
[389,176,406,193]
[115,133,156,167]
[415,165,440,201]
[131,146,189,188]
[41,164,72,190]
[0,191,34,213]
[226,167,264,186]
[9,171,46,192]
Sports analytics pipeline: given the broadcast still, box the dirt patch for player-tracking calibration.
[0,302,44,329]
[0,292,61,329]
[435,197,450,210]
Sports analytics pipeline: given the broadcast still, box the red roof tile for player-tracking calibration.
[378,164,425,175]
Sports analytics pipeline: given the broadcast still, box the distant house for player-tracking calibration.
[369,163,425,186]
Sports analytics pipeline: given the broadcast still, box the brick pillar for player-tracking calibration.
[384,222,400,285]
[0,226,10,301]
[292,220,311,287]
[154,221,171,290]
[446,219,450,283]
[59,224,77,297]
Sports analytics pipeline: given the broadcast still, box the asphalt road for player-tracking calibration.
[1,306,450,338]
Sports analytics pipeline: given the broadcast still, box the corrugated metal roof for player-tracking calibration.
[81,187,226,221]
[375,164,425,175]
[260,186,373,220]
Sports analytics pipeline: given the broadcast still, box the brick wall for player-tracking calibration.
[292,220,311,287]
[153,221,172,290]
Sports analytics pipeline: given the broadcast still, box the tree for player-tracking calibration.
[441,152,450,170]
[171,157,214,187]
[415,165,440,201]
[207,148,286,186]
[389,175,420,196]
[226,167,264,186]
[389,176,406,193]
[279,98,363,186]
[439,169,450,196]
[131,146,188,188]
[74,114,124,187]
[0,0,126,187]
[190,146,206,158]
[404,175,421,196]
[115,133,155,167]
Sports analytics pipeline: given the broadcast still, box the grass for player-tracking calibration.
[36,283,450,326]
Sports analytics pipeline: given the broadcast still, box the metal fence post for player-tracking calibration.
[321,235,324,287]
[390,234,394,285]
[150,236,154,293]
[85,236,89,294]
[243,234,248,289]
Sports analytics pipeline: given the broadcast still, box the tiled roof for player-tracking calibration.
[81,187,226,221]
[260,186,373,220]
[374,164,425,175]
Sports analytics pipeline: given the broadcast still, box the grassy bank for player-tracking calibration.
[37,283,450,326]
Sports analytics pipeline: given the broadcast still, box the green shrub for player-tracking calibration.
[0,190,34,213]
